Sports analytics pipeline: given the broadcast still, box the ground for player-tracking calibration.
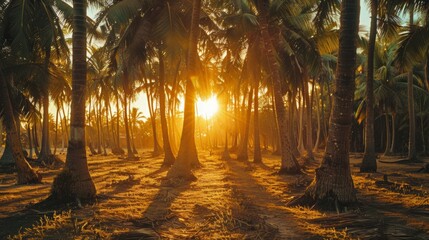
[0,150,428,239]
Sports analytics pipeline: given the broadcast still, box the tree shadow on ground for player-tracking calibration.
[0,197,74,238]
[113,179,191,239]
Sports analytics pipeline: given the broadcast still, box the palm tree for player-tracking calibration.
[167,0,202,180]
[257,0,301,174]
[158,48,176,167]
[361,0,379,172]
[394,0,429,161]
[0,64,41,184]
[51,0,96,201]
[291,0,360,208]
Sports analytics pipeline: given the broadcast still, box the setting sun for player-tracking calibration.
[196,95,219,118]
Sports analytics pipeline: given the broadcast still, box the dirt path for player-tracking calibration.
[0,150,428,239]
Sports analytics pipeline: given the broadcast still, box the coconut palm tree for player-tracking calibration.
[394,0,429,161]
[0,62,41,183]
[291,0,360,208]
[51,0,96,201]
[167,0,202,180]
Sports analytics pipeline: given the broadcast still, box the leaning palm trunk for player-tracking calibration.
[258,0,300,174]
[361,0,377,172]
[167,0,202,180]
[0,65,41,184]
[51,0,96,201]
[291,0,359,208]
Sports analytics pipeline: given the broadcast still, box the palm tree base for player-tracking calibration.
[112,147,125,155]
[37,154,63,167]
[166,164,197,182]
[278,166,302,175]
[17,168,42,184]
[287,193,358,212]
[360,154,377,173]
[221,150,231,161]
[51,169,96,203]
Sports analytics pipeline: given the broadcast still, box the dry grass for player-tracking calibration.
[0,150,428,239]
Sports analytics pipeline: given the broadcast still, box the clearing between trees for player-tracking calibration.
[0,150,428,239]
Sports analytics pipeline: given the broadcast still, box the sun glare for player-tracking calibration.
[196,95,219,119]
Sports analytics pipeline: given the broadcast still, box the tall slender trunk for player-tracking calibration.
[123,69,135,159]
[54,106,59,155]
[313,87,322,151]
[390,113,396,153]
[300,0,359,206]
[39,48,53,164]
[237,86,254,161]
[383,113,391,156]
[253,82,262,163]
[361,0,377,172]
[303,74,314,159]
[407,6,417,161]
[52,0,95,200]
[33,122,40,156]
[221,95,231,160]
[159,49,175,166]
[258,0,300,173]
[28,123,34,158]
[0,65,40,183]
[168,0,201,180]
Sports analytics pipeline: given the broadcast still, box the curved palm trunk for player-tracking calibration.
[299,0,359,207]
[167,0,201,180]
[158,50,175,167]
[258,0,300,174]
[52,0,96,201]
[361,0,377,172]
[0,66,41,183]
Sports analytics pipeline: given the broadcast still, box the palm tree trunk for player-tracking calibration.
[298,0,359,207]
[167,0,201,180]
[313,87,322,151]
[39,48,53,164]
[258,0,300,174]
[303,74,314,159]
[159,49,175,166]
[143,71,162,156]
[253,81,262,163]
[0,65,41,183]
[123,70,135,159]
[54,106,59,155]
[237,86,253,161]
[28,123,34,158]
[52,0,95,200]
[361,0,377,172]
[383,113,391,156]
[390,113,396,154]
[407,5,417,161]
